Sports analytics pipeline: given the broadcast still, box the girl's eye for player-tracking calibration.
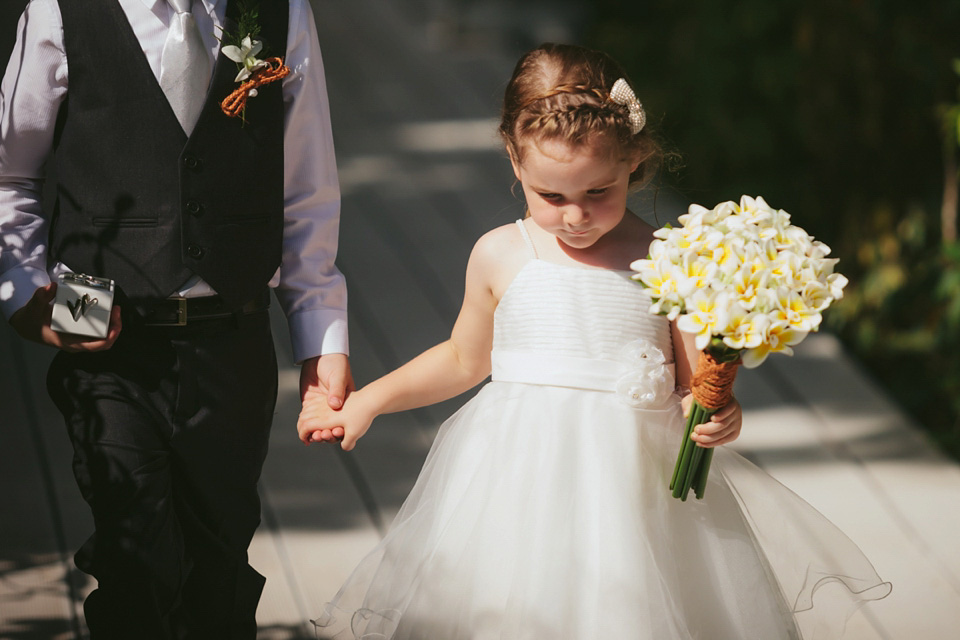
[539,193,562,201]
[587,188,609,196]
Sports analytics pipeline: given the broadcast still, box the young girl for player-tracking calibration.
[299,43,890,640]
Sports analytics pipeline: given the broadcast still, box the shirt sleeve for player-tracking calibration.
[277,0,349,363]
[0,0,67,320]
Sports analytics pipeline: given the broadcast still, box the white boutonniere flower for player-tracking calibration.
[221,36,268,83]
[217,33,290,119]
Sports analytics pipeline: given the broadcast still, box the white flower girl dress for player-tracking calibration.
[315,221,890,640]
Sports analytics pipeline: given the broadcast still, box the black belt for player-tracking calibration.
[141,290,270,327]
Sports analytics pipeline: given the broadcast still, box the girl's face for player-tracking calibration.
[510,138,639,250]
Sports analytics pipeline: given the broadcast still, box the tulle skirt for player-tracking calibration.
[314,382,890,639]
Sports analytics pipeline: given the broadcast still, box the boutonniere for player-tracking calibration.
[217,1,289,121]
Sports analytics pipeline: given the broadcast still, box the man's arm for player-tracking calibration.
[0,0,64,320]
[1,1,123,351]
[278,0,351,408]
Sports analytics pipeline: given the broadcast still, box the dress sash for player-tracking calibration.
[491,349,676,393]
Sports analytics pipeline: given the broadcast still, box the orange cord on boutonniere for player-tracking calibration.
[220,57,289,119]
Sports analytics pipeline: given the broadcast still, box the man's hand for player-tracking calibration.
[299,353,354,442]
[9,283,122,352]
[299,353,354,406]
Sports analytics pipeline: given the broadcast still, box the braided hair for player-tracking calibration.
[499,43,662,188]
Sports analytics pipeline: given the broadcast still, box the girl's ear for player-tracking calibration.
[507,146,523,182]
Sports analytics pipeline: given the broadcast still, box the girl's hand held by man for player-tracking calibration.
[298,389,376,451]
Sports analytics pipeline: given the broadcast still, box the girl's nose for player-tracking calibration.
[563,203,588,225]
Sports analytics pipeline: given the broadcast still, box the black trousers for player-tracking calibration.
[47,309,278,639]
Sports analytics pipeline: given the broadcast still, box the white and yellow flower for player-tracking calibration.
[769,251,803,289]
[676,290,731,351]
[720,305,769,351]
[677,203,719,229]
[777,289,823,332]
[742,320,808,368]
[731,265,768,310]
[675,252,719,298]
[649,293,685,321]
[826,272,848,300]
[703,230,746,276]
[631,260,677,299]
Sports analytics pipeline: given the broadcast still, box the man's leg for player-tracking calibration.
[48,309,278,639]
[168,311,277,639]
[48,330,185,639]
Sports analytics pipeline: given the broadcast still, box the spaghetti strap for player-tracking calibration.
[514,219,538,258]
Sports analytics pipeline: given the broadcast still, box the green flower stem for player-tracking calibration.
[671,403,702,498]
[672,400,718,501]
[669,404,693,491]
[693,448,714,500]
[681,444,704,500]
[685,417,715,499]
[669,404,699,490]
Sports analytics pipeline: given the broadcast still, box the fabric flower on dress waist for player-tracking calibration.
[614,339,675,408]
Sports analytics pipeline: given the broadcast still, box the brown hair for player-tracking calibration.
[498,43,662,188]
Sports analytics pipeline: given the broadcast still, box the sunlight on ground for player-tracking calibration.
[393,118,501,153]
[0,558,84,640]
[337,155,481,195]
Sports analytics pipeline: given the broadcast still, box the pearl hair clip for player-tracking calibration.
[609,78,647,134]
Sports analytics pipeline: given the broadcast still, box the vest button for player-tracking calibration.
[183,154,202,171]
[186,200,204,216]
[186,244,205,259]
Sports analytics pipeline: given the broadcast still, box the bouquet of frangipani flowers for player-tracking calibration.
[631,195,848,501]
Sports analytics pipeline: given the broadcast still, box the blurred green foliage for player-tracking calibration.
[588,0,960,457]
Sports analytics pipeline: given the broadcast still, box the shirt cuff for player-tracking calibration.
[0,266,51,320]
[287,307,349,364]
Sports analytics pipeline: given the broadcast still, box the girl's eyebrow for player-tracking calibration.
[533,181,617,194]
[526,183,558,194]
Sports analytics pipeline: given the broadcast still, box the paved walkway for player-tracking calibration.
[3,1,960,638]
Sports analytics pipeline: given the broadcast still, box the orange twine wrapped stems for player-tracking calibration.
[221,57,290,119]
[691,351,740,409]
[670,350,740,500]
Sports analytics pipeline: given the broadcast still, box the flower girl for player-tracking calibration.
[299,43,890,640]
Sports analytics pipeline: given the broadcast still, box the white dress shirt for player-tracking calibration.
[0,0,348,362]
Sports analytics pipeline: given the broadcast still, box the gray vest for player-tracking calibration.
[52,0,288,309]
